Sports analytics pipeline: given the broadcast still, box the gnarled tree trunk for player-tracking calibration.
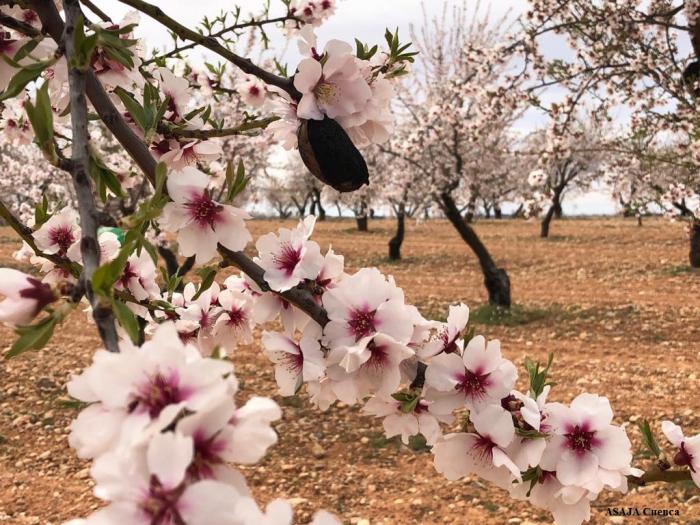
[312,188,326,221]
[690,221,700,268]
[440,193,511,307]
[541,191,562,238]
[388,209,405,260]
[356,197,369,231]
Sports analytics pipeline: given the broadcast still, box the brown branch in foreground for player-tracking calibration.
[628,467,693,486]
[117,0,301,100]
[63,0,120,353]
[217,246,329,327]
[160,116,279,140]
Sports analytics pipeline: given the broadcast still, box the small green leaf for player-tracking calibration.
[0,61,48,102]
[6,316,58,358]
[637,420,662,458]
[112,299,140,344]
[191,266,217,300]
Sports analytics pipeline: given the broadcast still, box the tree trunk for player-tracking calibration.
[690,221,700,268]
[494,206,502,219]
[313,188,326,221]
[309,200,316,216]
[541,191,562,238]
[637,214,643,227]
[484,205,492,219]
[440,193,511,307]
[541,204,556,238]
[356,215,368,231]
[388,210,405,260]
[553,200,563,219]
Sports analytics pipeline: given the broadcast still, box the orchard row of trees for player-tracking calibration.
[0,2,698,524]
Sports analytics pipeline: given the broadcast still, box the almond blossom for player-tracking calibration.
[0,268,56,325]
[262,330,325,395]
[237,75,267,107]
[33,207,81,256]
[432,404,521,488]
[661,421,700,488]
[66,323,236,458]
[322,267,415,347]
[294,40,372,120]
[212,288,255,353]
[363,389,458,446]
[539,394,639,493]
[255,216,323,292]
[424,335,517,411]
[160,167,251,264]
[418,302,469,359]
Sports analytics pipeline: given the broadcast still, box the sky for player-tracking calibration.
[93,0,617,215]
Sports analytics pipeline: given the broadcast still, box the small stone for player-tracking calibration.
[311,442,325,459]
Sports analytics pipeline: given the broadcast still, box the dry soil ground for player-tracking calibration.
[0,217,699,525]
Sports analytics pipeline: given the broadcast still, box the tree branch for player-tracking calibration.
[29,0,326,328]
[142,15,300,66]
[117,0,301,100]
[63,0,120,353]
[160,116,279,140]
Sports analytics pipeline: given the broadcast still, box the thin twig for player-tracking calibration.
[160,116,279,140]
[117,0,300,99]
[63,0,120,353]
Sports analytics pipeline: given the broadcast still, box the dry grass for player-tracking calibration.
[1,217,699,524]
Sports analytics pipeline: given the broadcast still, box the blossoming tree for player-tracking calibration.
[520,0,700,265]
[0,1,698,525]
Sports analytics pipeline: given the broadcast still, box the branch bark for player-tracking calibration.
[63,0,120,353]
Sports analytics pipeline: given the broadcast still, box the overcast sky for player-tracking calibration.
[92,0,616,214]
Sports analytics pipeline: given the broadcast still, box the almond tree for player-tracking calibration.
[521,0,700,265]
[383,3,526,306]
[0,2,696,525]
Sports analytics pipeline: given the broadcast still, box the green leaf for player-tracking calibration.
[6,316,58,359]
[191,266,217,300]
[154,162,168,197]
[637,420,662,458]
[112,299,140,344]
[24,80,57,163]
[0,61,48,102]
[114,86,147,131]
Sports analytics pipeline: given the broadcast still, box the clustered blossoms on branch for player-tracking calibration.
[0,1,698,525]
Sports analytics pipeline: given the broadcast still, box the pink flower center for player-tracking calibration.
[185,191,224,230]
[363,340,388,369]
[131,372,188,419]
[455,369,490,400]
[273,242,302,276]
[470,434,496,462]
[118,261,138,288]
[226,306,247,327]
[674,442,695,472]
[347,307,377,341]
[280,349,304,374]
[188,431,227,480]
[564,424,598,454]
[248,85,261,96]
[18,277,55,314]
[441,329,460,354]
[140,475,185,524]
[48,225,76,254]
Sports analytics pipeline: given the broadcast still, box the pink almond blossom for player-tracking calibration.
[160,167,251,264]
